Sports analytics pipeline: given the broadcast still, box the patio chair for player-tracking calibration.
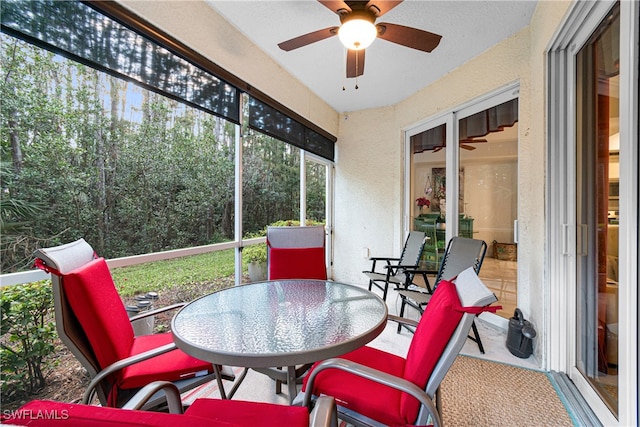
[362,231,428,301]
[3,381,338,426]
[267,225,327,280]
[299,267,500,427]
[33,238,239,409]
[397,236,488,353]
[259,225,327,399]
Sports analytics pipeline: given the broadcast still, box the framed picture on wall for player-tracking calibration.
[431,167,464,212]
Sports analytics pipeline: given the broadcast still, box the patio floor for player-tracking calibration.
[182,280,539,406]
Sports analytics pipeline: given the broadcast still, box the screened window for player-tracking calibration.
[1,0,335,273]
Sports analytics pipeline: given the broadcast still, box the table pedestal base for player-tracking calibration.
[252,364,312,404]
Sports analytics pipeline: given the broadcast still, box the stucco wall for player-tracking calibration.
[332,1,572,368]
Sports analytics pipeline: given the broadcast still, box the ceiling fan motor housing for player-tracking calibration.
[338,9,377,50]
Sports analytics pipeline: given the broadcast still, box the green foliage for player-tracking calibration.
[242,243,267,264]
[0,282,57,399]
[1,36,327,273]
[241,220,325,264]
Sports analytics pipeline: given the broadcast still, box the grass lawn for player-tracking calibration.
[111,248,241,297]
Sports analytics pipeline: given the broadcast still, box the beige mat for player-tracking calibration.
[441,356,573,426]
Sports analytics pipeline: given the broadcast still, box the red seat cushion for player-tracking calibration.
[64,258,134,368]
[1,400,229,427]
[186,398,309,426]
[268,247,327,280]
[63,258,213,395]
[121,333,212,389]
[303,346,406,426]
[400,279,464,422]
[304,279,465,426]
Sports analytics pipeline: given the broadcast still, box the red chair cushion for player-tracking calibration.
[304,280,465,426]
[400,279,464,423]
[64,258,134,367]
[1,400,229,426]
[186,398,309,426]
[121,333,213,390]
[64,258,213,393]
[303,346,407,426]
[268,247,327,280]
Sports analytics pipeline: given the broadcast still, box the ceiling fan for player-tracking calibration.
[433,138,488,152]
[277,0,442,78]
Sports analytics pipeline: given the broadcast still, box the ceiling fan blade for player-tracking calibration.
[365,0,403,17]
[317,0,352,15]
[460,144,477,151]
[459,138,488,143]
[278,27,339,51]
[346,49,366,78]
[376,22,442,52]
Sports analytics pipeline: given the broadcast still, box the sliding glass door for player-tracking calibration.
[407,88,519,318]
[457,99,519,318]
[575,2,620,415]
[549,1,637,424]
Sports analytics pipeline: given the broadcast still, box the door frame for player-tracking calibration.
[404,83,519,240]
[547,1,638,425]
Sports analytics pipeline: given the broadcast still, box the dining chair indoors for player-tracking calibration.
[3,381,338,427]
[362,231,428,301]
[299,267,500,427]
[267,225,327,280]
[33,238,239,409]
[420,218,446,273]
[397,236,488,353]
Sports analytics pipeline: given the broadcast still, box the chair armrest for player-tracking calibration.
[403,266,436,274]
[128,302,186,322]
[120,381,183,414]
[366,256,400,273]
[309,396,338,427]
[387,314,419,328]
[385,264,422,271]
[303,358,441,427]
[83,343,177,404]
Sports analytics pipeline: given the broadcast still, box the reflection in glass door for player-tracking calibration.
[575,2,619,415]
[410,123,447,275]
[458,100,518,318]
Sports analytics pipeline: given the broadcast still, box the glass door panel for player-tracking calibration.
[575,2,619,415]
[305,159,327,223]
[411,124,447,274]
[458,99,518,318]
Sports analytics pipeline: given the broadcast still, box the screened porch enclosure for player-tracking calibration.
[0,0,334,278]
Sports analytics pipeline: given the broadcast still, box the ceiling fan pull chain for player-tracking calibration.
[355,50,359,89]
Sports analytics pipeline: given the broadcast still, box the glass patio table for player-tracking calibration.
[172,279,388,403]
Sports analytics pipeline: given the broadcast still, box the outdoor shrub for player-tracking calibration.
[0,281,57,399]
[241,220,325,264]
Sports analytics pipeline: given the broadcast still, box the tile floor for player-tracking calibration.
[205,277,539,406]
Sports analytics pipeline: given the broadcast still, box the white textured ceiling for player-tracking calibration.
[206,0,538,113]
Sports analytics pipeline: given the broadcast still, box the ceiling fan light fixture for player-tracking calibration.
[338,18,376,50]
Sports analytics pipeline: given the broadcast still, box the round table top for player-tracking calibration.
[171,280,388,368]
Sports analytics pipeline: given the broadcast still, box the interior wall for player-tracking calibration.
[333,1,572,368]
